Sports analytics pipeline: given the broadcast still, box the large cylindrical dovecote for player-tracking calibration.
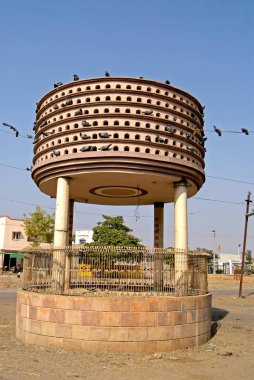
[32,77,205,205]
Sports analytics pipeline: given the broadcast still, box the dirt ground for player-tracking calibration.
[0,275,253,380]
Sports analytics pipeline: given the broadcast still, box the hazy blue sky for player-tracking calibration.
[0,0,253,253]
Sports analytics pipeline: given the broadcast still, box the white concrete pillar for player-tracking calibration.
[0,252,4,275]
[54,177,70,248]
[154,202,164,292]
[52,177,70,292]
[174,179,188,286]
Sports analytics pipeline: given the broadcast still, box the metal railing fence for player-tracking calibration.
[22,246,208,296]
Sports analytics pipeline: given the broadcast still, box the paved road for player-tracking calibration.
[0,288,17,304]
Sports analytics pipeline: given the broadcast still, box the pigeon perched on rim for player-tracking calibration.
[99,143,112,151]
[165,124,174,133]
[80,133,91,140]
[165,80,170,84]
[54,82,63,88]
[73,74,79,81]
[65,99,73,106]
[81,121,91,127]
[53,150,61,156]
[74,108,83,116]
[105,71,110,77]
[142,110,153,116]
[53,104,59,110]
[80,145,94,152]
[145,135,151,142]
[99,133,111,138]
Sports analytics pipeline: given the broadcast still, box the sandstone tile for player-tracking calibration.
[128,327,148,341]
[55,323,72,338]
[109,327,129,342]
[64,309,82,325]
[139,312,157,327]
[121,312,139,327]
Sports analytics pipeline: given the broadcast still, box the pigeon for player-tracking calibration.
[53,150,61,156]
[40,120,47,128]
[80,133,91,140]
[186,132,192,139]
[155,135,165,143]
[165,80,170,84]
[53,104,59,110]
[65,99,73,106]
[99,133,111,138]
[33,137,40,144]
[80,145,93,152]
[99,143,112,151]
[26,167,32,172]
[2,122,19,137]
[73,74,79,81]
[191,113,196,118]
[139,76,144,79]
[202,137,207,142]
[42,132,49,137]
[142,110,153,116]
[173,117,177,121]
[105,71,110,77]
[145,135,151,142]
[187,145,195,152]
[74,108,83,116]
[213,125,222,136]
[81,121,91,127]
[26,134,33,139]
[54,82,63,88]
[241,128,249,135]
[165,124,174,133]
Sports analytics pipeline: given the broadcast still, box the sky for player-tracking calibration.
[0,0,254,253]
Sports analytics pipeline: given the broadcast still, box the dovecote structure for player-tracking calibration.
[32,77,205,251]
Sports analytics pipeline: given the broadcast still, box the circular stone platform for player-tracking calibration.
[16,290,211,353]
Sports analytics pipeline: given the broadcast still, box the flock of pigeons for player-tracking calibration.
[1,72,251,159]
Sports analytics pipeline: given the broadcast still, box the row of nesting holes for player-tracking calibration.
[42,96,199,119]
[37,136,202,159]
[40,108,198,128]
[43,84,198,110]
[38,122,201,144]
[37,148,200,167]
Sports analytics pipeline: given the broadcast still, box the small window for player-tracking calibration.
[173,153,177,157]
[135,134,140,140]
[137,98,142,102]
[135,122,140,127]
[137,86,141,90]
[84,110,89,114]
[127,97,132,101]
[114,120,119,125]
[125,109,131,113]
[86,86,91,90]
[92,134,97,139]
[103,120,108,126]
[126,85,131,89]
[135,147,140,152]
[156,101,161,105]
[74,123,79,128]
[104,108,109,113]
[165,92,168,96]
[59,115,63,119]
[105,96,111,101]
[155,125,160,130]
[124,121,130,126]
[105,84,111,88]
[68,90,73,94]
[77,87,81,92]
[136,110,141,114]
[124,146,129,151]
[146,123,150,128]
[124,133,129,139]
[65,137,69,142]
[147,87,151,92]
[67,113,71,117]
[164,152,168,156]
[116,84,121,89]
[165,103,169,108]
[64,149,68,154]
[95,97,100,101]
[145,148,150,153]
[73,136,78,141]
[77,99,81,104]
[73,148,77,153]
[12,232,21,240]
[95,85,100,89]
[113,133,119,138]
[58,127,62,132]
[115,108,120,113]
[147,99,151,104]
[94,109,99,114]
[61,92,65,96]
[113,146,119,151]
[155,150,160,155]
[58,139,61,144]
[116,96,121,101]
[93,121,98,126]
[65,125,70,130]
[86,98,90,102]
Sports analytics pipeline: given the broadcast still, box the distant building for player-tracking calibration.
[217,252,242,274]
[74,229,93,245]
[0,215,51,274]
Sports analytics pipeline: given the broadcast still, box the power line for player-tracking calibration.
[0,163,29,171]
[207,175,254,185]
[0,128,32,139]
[193,197,243,205]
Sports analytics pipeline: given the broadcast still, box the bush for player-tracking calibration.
[216,269,223,274]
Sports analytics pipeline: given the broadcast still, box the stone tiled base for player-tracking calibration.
[16,291,212,353]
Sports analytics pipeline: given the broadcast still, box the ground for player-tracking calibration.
[0,275,253,380]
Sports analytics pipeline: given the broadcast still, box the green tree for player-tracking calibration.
[23,206,55,247]
[246,250,252,264]
[91,215,142,246]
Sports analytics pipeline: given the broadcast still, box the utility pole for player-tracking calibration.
[212,229,216,274]
[239,192,252,297]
